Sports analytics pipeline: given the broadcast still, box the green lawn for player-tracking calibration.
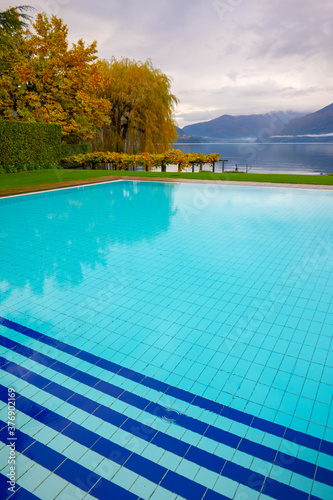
[1,168,333,191]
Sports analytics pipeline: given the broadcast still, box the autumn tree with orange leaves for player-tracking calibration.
[0,11,179,151]
[0,12,109,143]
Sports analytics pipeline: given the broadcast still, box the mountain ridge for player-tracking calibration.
[182,111,305,141]
[274,103,333,137]
[181,105,333,142]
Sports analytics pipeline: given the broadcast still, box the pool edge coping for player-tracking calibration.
[1,175,333,199]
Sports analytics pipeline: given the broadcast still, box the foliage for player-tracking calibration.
[0,162,62,174]
[0,5,33,31]
[95,57,178,154]
[61,150,221,171]
[0,11,180,152]
[61,143,92,158]
[206,153,220,164]
[0,120,61,172]
[0,6,34,92]
[0,13,109,142]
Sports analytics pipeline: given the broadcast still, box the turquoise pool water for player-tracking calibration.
[0,180,332,499]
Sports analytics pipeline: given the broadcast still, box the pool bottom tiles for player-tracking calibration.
[0,181,333,499]
[0,317,332,500]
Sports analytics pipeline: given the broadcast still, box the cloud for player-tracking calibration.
[1,0,332,127]
[251,0,333,60]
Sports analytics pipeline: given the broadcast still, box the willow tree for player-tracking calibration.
[0,5,33,35]
[97,57,178,153]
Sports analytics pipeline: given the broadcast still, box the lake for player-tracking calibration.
[175,143,333,175]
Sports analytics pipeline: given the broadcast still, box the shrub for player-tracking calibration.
[0,121,62,172]
[0,162,63,174]
[61,150,221,171]
[61,143,92,158]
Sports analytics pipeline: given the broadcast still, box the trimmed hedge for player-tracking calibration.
[0,121,62,173]
[61,143,92,158]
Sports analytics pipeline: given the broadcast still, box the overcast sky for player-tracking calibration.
[3,0,333,127]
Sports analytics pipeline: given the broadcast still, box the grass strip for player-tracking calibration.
[0,168,333,193]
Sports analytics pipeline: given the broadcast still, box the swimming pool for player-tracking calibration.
[0,180,332,499]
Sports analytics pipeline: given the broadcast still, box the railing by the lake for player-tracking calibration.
[88,160,252,173]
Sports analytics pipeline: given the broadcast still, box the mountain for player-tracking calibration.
[174,126,208,143]
[273,103,333,138]
[182,111,303,141]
